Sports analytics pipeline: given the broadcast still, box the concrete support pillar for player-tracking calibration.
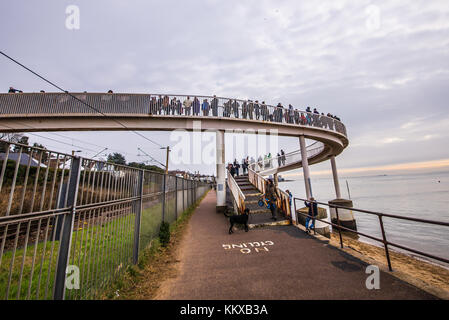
[330,155,342,199]
[216,130,226,213]
[299,135,312,200]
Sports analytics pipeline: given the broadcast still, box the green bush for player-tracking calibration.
[158,221,170,247]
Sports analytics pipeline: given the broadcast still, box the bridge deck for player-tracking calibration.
[154,191,436,300]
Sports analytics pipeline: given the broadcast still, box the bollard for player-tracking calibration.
[296,206,330,238]
[328,199,357,232]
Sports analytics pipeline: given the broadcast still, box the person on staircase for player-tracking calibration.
[265,179,278,221]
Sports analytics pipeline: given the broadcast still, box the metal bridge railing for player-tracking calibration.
[0,139,211,300]
[249,142,325,174]
[293,197,449,271]
[0,92,347,137]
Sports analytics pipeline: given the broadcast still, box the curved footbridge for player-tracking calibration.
[0,92,349,213]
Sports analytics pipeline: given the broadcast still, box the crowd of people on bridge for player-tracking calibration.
[228,158,250,177]
[147,94,342,123]
[227,149,289,177]
[6,88,342,123]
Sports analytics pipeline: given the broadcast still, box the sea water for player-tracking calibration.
[279,170,449,265]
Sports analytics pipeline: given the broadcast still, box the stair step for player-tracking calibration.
[240,186,258,191]
[242,191,262,197]
[247,208,272,214]
[249,219,290,229]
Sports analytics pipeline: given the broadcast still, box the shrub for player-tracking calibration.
[158,221,170,247]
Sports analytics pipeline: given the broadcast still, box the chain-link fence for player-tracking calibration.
[0,139,211,300]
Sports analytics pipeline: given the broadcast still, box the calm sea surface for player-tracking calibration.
[279,170,449,266]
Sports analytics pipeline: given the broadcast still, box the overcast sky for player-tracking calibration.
[1,0,449,177]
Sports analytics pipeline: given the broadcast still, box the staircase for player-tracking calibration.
[233,174,290,227]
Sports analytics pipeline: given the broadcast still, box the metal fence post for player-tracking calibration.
[133,170,144,264]
[162,173,166,222]
[335,206,344,249]
[182,178,185,213]
[175,177,178,220]
[378,215,393,271]
[53,157,81,300]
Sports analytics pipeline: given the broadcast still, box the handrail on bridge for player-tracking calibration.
[226,170,246,214]
[249,142,325,174]
[293,197,449,271]
[0,92,348,138]
[247,167,293,221]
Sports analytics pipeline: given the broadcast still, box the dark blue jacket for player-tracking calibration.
[304,201,318,217]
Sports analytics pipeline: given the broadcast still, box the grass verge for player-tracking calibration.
[102,189,210,300]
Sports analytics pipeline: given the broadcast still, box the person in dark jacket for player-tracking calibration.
[211,95,218,116]
[193,97,200,116]
[265,179,278,220]
[304,197,318,233]
[233,159,240,176]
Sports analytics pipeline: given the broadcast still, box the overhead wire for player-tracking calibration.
[0,50,164,149]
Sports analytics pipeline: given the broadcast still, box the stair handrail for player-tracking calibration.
[226,170,246,214]
[248,141,325,174]
[248,167,294,222]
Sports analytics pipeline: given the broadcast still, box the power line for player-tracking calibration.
[0,50,164,149]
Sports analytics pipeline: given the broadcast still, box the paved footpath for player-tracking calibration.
[156,191,436,300]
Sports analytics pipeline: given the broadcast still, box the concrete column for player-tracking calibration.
[330,155,342,199]
[299,135,312,200]
[216,130,226,212]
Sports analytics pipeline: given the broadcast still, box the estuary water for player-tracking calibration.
[279,170,449,266]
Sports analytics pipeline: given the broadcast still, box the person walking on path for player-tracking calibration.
[265,179,278,220]
[304,197,318,233]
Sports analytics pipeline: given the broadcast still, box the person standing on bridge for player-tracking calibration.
[157,95,163,115]
[248,100,254,119]
[277,153,282,167]
[242,100,248,119]
[265,179,278,220]
[202,99,210,116]
[294,108,300,125]
[176,99,182,115]
[261,101,268,121]
[281,149,286,166]
[149,96,157,115]
[163,95,170,115]
[232,99,240,118]
[170,97,177,115]
[254,100,260,120]
[193,97,200,116]
[304,197,318,233]
[211,95,218,116]
[183,96,192,115]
